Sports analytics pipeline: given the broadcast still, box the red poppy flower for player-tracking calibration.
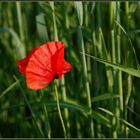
[16,41,72,90]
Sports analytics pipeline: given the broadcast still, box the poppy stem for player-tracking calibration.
[40,90,51,138]
[54,82,67,138]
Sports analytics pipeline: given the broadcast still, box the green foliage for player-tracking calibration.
[0,1,140,138]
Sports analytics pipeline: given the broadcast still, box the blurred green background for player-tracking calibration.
[0,1,140,138]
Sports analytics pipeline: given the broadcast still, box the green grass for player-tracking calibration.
[0,1,140,138]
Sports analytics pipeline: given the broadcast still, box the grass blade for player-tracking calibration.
[0,79,19,100]
[92,93,119,103]
[99,107,140,133]
[91,111,111,128]
[80,52,140,78]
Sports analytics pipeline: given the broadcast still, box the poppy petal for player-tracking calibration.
[26,43,60,90]
[16,48,38,75]
[16,41,72,90]
[63,60,73,74]
[51,47,64,78]
[47,41,63,54]
[26,70,54,90]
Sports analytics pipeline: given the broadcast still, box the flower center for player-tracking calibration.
[54,74,59,79]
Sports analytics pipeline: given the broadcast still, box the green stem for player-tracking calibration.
[110,2,118,138]
[96,3,103,137]
[63,3,71,137]
[116,2,125,137]
[61,76,70,137]
[54,83,67,138]
[51,2,70,137]
[50,2,58,41]
[124,2,132,137]
[109,2,114,29]
[116,2,123,113]
[16,1,26,58]
[40,90,51,138]
[78,26,94,137]
[111,30,118,138]
[16,2,25,43]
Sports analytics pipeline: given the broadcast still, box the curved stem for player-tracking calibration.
[54,82,67,138]
[40,90,51,138]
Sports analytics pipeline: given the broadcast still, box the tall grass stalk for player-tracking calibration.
[54,83,67,138]
[75,1,94,136]
[124,2,133,137]
[109,2,118,138]
[78,26,94,137]
[16,2,24,42]
[96,2,103,137]
[91,2,99,97]
[16,1,25,57]
[60,76,70,137]
[111,30,118,138]
[40,90,51,138]
[61,3,71,137]
[116,2,124,137]
[50,2,70,137]
[49,2,58,41]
